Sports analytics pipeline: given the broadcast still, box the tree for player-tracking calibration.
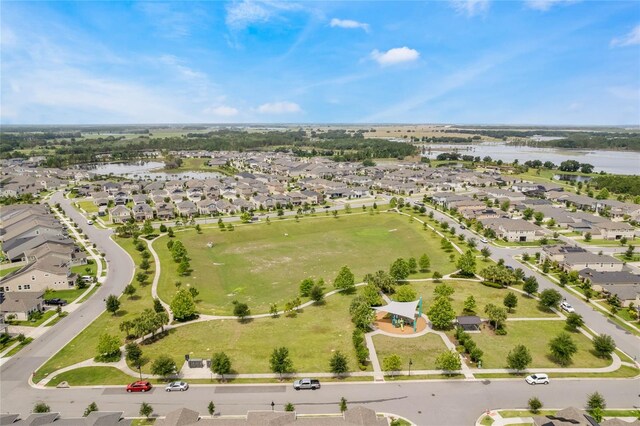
[528,397,542,414]
[188,287,199,299]
[270,347,293,379]
[349,296,375,330]
[151,355,177,379]
[362,283,382,306]
[523,276,539,296]
[339,397,348,413]
[285,402,295,412]
[139,402,153,419]
[170,289,196,321]
[120,320,135,338]
[159,224,167,233]
[463,295,477,314]
[587,391,606,411]
[333,266,355,293]
[136,272,147,286]
[432,271,443,282]
[565,313,584,331]
[140,258,150,271]
[434,283,454,299]
[123,284,136,298]
[96,333,120,361]
[382,354,402,376]
[539,289,562,310]
[33,402,50,413]
[299,278,314,297]
[480,247,491,260]
[592,334,616,358]
[365,270,396,294]
[195,224,201,233]
[456,250,476,277]
[523,208,534,220]
[142,220,153,235]
[596,188,610,200]
[309,284,325,304]
[390,258,410,282]
[548,332,578,366]
[418,254,431,272]
[177,258,191,276]
[232,301,251,321]
[435,350,461,372]
[503,292,518,313]
[126,342,144,371]
[84,402,99,417]
[624,244,635,260]
[533,211,544,225]
[207,401,215,417]
[427,296,455,330]
[210,352,232,381]
[407,257,417,274]
[506,345,532,371]
[329,351,349,375]
[584,232,592,242]
[269,303,279,318]
[105,294,120,315]
[484,304,507,331]
[167,227,174,237]
[395,285,417,302]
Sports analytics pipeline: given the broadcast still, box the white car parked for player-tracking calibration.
[560,301,575,313]
[165,381,189,392]
[525,373,549,385]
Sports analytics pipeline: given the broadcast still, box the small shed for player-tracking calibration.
[456,315,482,331]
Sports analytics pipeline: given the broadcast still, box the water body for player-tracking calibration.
[553,174,592,183]
[420,142,640,175]
[80,162,224,181]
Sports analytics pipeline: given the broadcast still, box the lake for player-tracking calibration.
[80,161,224,180]
[420,142,640,175]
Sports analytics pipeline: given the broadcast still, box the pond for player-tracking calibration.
[79,161,224,181]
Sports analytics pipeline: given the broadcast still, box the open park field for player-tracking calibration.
[470,321,611,369]
[156,212,456,315]
[136,289,363,374]
[373,333,448,371]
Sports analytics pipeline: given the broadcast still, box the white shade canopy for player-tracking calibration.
[373,300,419,319]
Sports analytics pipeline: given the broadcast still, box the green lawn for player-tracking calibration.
[470,321,612,369]
[76,200,99,213]
[45,367,134,387]
[4,338,33,357]
[137,291,363,374]
[7,310,56,327]
[44,288,89,304]
[399,280,557,318]
[155,212,456,315]
[71,261,97,277]
[0,264,23,277]
[372,333,448,371]
[34,237,155,383]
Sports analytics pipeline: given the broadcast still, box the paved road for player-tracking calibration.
[418,201,640,361]
[3,378,639,424]
[0,192,135,413]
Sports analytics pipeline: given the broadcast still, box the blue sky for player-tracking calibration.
[1,1,639,125]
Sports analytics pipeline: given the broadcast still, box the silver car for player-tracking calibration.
[165,381,189,392]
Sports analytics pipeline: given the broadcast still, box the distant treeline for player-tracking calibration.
[1,129,417,166]
[592,175,640,197]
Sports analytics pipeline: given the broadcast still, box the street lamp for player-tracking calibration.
[409,359,413,376]
[271,401,275,411]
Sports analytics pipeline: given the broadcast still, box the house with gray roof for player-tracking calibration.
[0,291,44,321]
[561,252,624,272]
[480,218,544,242]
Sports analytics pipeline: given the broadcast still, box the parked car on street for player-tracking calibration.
[293,378,321,390]
[525,373,549,385]
[126,381,152,392]
[480,238,488,243]
[44,298,67,306]
[87,220,94,225]
[560,301,575,313]
[165,381,189,392]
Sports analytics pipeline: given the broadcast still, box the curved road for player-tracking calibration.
[1,192,135,413]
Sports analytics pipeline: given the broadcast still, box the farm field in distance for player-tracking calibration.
[155,212,457,315]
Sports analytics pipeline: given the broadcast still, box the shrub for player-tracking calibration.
[528,397,542,414]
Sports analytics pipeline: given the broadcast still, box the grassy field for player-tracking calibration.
[71,261,97,277]
[45,287,90,304]
[474,364,639,379]
[8,310,57,327]
[76,200,99,213]
[0,264,23,277]
[155,212,456,315]
[34,237,154,383]
[470,321,611,369]
[137,290,363,374]
[372,333,448,371]
[46,367,134,387]
[398,280,557,319]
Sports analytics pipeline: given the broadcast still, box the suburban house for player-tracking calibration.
[578,269,640,307]
[0,255,76,292]
[110,205,132,224]
[132,203,154,221]
[590,221,635,240]
[0,291,45,321]
[560,252,624,272]
[541,245,587,263]
[176,201,198,217]
[480,218,544,242]
[155,203,175,220]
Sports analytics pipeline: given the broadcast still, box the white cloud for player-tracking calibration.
[450,0,490,17]
[205,105,239,117]
[610,25,640,47]
[257,101,302,114]
[225,1,302,30]
[330,18,370,32]
[525,0,578,12]
[370,47,420,66]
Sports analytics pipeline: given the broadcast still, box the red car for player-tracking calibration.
[126,381,152,392]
